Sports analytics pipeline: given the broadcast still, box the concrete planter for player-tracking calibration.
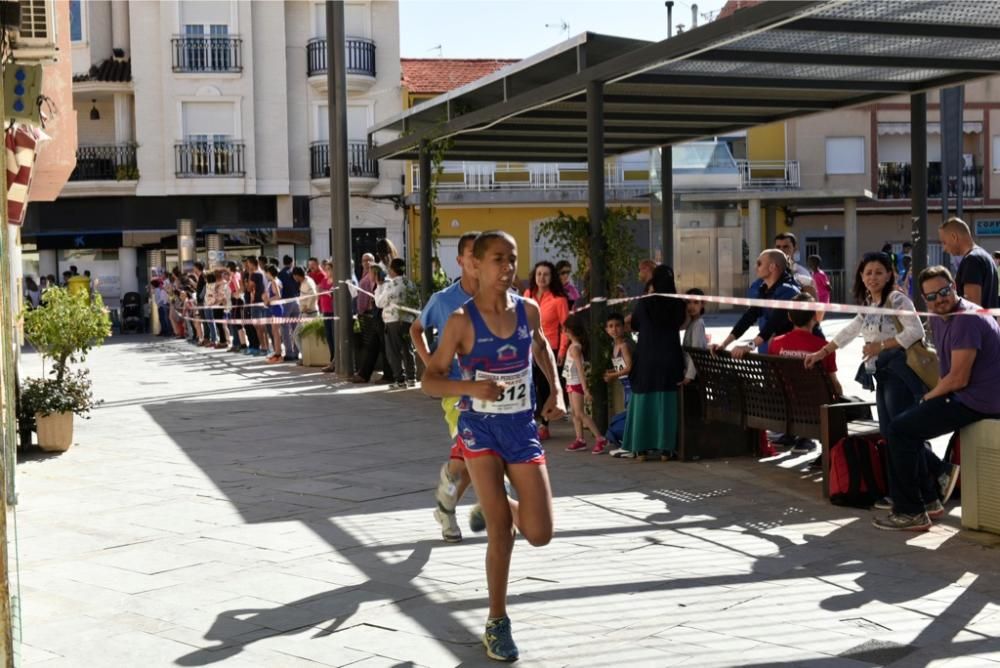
[36,411,74,451]
[301,333,331,368]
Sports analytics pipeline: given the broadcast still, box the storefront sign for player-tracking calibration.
[975,219,1000,237]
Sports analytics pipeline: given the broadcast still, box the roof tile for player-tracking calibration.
[401,58,518,94]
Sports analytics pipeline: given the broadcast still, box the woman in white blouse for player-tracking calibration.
[804,252,926,435]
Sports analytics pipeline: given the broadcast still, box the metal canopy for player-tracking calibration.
[370,0,1000,163]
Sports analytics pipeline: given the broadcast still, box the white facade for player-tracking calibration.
[64,0,404,264]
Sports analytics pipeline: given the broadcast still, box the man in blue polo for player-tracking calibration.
[278,255,300,362]
[411,232,483,542]
[875,265,1000,532]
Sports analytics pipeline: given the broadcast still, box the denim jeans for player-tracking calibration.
[875,347,947,501]
[887,395,991,514]
[282,302,300,358]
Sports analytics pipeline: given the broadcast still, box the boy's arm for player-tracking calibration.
[421,311,502,402]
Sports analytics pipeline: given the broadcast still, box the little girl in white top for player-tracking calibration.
[562,317,608,455]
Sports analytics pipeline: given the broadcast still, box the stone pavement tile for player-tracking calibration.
[341,656,435,668]
[17,643,63,665]
[241,627,384,667]
[205,594,338,632]
[323,623,474,667]
[29,560,181,596]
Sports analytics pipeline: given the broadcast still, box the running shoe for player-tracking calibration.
[434,508,462,543]
[874,497,893,510]
[266,355,282,364]
[924,500,946,519]
[617,450,637,459]
[872,512,932,532]
[406,380,417,388]
[608,447,629,458]
[791,438,817,454]
[565,439,588,452]
[469,504,486,533]
[483,616,519,662]
[937,463,960,504]
[591,438,608,455]
[435,463,459,513]
[537,424,551,441]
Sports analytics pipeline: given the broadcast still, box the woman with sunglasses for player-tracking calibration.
[554,260,581,307]
[805,252,945,509]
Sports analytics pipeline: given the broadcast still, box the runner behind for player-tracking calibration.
[411,232,483,542]
[422,230,565,663]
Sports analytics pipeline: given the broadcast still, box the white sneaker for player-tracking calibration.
[434,508,462,543]
[435,462,458,513]
[609,448,635,458]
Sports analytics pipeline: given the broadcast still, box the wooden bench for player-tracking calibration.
[683,347,879,497]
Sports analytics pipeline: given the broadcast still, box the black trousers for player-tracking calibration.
[357,311,393,381]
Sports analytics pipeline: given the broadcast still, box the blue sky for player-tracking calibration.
[399,0,730,59]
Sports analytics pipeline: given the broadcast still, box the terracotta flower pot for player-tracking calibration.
[35,411,74,452]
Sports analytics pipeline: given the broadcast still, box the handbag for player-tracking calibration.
[892,316,939,389]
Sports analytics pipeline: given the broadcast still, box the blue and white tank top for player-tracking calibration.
[459,296,534,417]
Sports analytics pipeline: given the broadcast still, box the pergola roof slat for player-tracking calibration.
[370,0,1000,162]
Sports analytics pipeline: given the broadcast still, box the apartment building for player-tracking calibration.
[22,0,403,307]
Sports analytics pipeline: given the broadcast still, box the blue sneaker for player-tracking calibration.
[244,347,257,355]
[483,616,518,662]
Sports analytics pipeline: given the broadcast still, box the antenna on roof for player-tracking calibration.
[428,44,443,57]
[545,20,570,40]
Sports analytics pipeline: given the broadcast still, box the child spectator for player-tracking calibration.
[769,294,842,453]
[563,316,609,454]
[681,288,708,383]
[602,311,634,454]
[807,255,832,304]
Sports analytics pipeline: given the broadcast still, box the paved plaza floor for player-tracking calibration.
[11,320,1000,667]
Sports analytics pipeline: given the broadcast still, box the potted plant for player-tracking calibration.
[21,286,111,451]
[298,318,330,367]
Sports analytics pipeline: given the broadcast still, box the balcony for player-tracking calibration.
[410,162,650,200]
[736,160,800,190]
[69,144,138,182]
[175,141,245,177]
[877,161,983,200]
[310,141,379,183]
[171,35,243,73]
[306,37,376,90]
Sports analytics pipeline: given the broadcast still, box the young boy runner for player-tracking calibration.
[411,232,484,542]
[771,294,843,453]
[422,230,565,663]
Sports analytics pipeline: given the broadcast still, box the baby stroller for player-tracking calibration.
[120,292,143,334]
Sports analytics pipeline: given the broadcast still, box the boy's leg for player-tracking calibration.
[504,462,553,548]
[464,453,516,619]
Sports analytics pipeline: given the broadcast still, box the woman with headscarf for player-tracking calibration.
[610,265,686,461]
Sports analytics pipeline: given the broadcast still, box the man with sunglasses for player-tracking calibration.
[874,266,1000,532]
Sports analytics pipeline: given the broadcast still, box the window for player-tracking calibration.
[69,0,83,42]
[993,136,1000,173]
[825,137,866,175]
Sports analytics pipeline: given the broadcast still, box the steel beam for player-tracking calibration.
[694,49,1000,73]
[777,17,1000,41]
[587,80,608,432]
[327,0,354,378]
[661,146,674,267]
[911,92,928,307]
[626,72,915,92]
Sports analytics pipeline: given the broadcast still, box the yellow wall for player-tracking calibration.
[746,122,786,162]
[410,204,651,280]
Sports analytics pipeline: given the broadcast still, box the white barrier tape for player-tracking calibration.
[184,285,341,312]
[183,314,339,326]
[343,280,423,317]
[572,290,1000,320]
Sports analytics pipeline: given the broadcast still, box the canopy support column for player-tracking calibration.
[911,93,928,305]
[844,198,858,282]
[661,146,674,266]
[327,0,354,378]
[747,198,762,269]
[587,80,608,432]
[418,142,433,303]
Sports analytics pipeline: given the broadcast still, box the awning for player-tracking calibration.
[370,0,1000,163]
[878,121,984,135]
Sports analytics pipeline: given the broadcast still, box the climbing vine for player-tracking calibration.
[535,207,642,391]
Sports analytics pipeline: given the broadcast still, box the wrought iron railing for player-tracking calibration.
[410,161,650,194]
[174,141,245,177]
[877,161,983,199]
[69,144,138,181]
[310,141,378,179]
[306,37,376,78]
[171,35,243,73]
[736,160,800,190]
